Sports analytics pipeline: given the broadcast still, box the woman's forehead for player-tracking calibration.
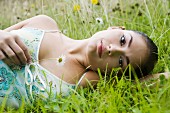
[127,31,149,68]
[124,30,135,35]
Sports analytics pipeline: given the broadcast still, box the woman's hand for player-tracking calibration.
[138,72,170,88]
[0,30,31,66]
[140,72,170,82]
[107,26,126,30]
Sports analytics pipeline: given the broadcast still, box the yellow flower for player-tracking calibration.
[91,0,99,5]
[31,4,35,8]
[73,4,80,11]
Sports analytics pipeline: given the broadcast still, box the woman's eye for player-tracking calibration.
[120,35,126,46]
[119,56,123,67]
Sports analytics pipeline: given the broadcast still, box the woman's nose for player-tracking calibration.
[107,44,124,56]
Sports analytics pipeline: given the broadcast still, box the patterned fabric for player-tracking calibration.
[0,28,76,108]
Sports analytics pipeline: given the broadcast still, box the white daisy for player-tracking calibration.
[63,29,67,34]
[56,54,66,66]
[96,17,104,24]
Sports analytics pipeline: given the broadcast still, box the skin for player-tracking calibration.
[86,29,149,72]
[0,15,159,87]
[0,30,31,65]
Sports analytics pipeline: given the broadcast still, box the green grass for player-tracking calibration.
[0,0,170,112]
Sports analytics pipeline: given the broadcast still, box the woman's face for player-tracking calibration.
[86,29,149,72]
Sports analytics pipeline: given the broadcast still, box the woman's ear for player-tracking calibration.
[107,26,126,30]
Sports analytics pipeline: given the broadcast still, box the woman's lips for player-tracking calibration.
[98,40,103,58]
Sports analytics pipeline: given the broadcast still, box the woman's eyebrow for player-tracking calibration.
[128,34,133,47]
[125,33,133,65]
[126,56,130,65]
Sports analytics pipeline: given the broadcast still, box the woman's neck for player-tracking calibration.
[62,35,90,68]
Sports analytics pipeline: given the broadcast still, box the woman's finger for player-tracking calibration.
[9,42,27,65]
[2,44,21,65]
[15,37,31,63]
[2,58,15,67]
[0,51,13,67]
[0,50,5,60]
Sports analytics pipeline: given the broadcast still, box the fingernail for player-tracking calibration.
[27,59,31,63]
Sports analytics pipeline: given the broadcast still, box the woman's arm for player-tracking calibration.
[4,15,58,32]
[139,72,170,82]
[138,72,170,88]
[4,19,30,32]
[1,15,58,65]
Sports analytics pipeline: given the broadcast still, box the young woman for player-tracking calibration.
[0,15,158,108]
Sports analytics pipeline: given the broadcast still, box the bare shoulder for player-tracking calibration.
[79,71,100,87]
[24,15,59,30]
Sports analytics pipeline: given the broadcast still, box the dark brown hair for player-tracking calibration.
[129,30,158,79]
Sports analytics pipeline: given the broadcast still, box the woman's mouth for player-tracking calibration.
[98,40,103,58]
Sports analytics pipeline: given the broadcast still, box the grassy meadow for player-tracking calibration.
[0,0,170,112]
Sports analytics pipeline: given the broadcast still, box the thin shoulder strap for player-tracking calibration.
[77,73,87,86]
[43,29,61,33]
[22,27,61,33]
